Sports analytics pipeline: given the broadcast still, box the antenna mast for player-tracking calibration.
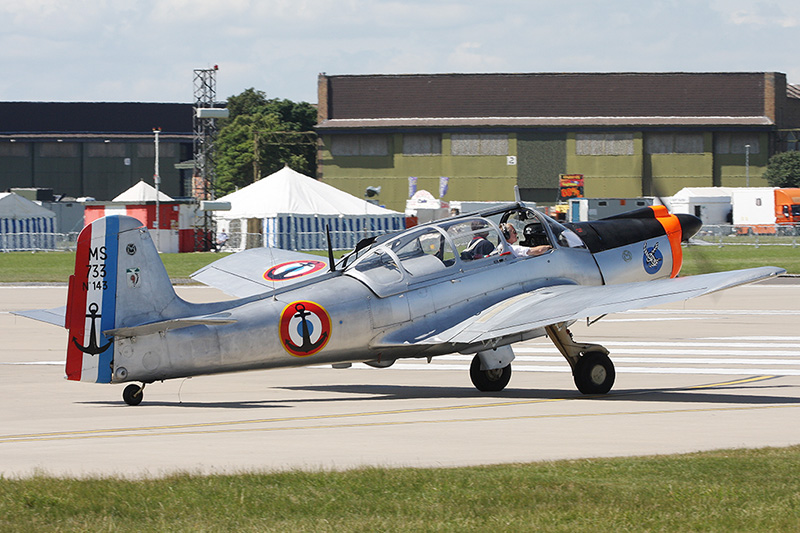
[192,65,228,250]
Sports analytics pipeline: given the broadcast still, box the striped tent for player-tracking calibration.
[216,166,404,251]
[0,193,57,251]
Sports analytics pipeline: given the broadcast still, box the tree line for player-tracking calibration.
[215,88,317,196]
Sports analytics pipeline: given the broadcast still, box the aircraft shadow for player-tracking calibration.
[79,380,800,409]
[278,380,800,406]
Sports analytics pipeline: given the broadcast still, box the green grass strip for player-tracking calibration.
[2,446,800,531]
[0,246,796,283]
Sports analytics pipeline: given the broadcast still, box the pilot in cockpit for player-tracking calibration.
[499,223,552,257]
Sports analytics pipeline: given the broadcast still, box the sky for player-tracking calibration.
[1,0,799,105]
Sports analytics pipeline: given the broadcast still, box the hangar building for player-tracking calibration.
[316,72,800,211]
[0,102,193,201]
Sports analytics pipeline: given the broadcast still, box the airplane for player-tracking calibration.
[16,201,784,405]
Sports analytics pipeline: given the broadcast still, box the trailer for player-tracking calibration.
[568,197,654,222]
[732,187,800,235]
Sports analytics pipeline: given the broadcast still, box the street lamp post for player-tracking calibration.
[154,128,161,250]
[745,144,750,187]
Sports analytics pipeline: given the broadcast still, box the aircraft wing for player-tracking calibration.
[191,248,332,297]
[386,266,785,347]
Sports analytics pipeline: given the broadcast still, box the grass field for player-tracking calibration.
[2,446,800,531]
[1,247,798,530]
[0,245,796,283]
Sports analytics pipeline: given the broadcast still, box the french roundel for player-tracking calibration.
[264,260,327,282]
[279,301,332,357]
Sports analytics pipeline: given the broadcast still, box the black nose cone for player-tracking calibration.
[676,213,702,242]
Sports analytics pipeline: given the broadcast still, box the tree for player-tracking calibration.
[214,88,318,196]
[225,87,269,118]
[763,151,800,188]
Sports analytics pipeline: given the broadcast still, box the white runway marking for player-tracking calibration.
[330,333,800,377]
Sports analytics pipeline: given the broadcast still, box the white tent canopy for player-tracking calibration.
[218,166,396,218]
[215,166,404,251]
[113,180,173,202]
[0,192,57,250]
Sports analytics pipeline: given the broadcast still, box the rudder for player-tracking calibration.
[65,215,183,382]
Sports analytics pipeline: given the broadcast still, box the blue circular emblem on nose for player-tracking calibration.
[642,242,663,275]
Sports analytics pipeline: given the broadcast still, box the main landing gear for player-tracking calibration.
[122,383,145,406]
[545,324,615,394]
[469,354,512,392]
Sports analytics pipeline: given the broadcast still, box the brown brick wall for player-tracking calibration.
[325,73,769,120]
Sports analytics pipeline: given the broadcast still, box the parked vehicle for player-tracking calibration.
[732,188,800,235]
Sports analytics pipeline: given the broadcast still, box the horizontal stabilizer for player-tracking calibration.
[13,306,66,327]
[104,314,237,338]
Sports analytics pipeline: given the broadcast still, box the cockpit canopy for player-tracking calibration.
[340,203,586,296]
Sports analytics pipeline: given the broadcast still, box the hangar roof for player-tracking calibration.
[317,72,793,130]
[0,102,193,136]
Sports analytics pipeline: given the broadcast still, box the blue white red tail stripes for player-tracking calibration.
[65,216,119,383]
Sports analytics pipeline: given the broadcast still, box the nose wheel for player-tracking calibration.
[122,383,145,406]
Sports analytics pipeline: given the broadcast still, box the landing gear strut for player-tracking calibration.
[545,324,615,395]
[122,383,145,406]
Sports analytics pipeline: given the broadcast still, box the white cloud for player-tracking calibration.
[710,0,800,28]
[447,42,506,72]
[1,0,800,103]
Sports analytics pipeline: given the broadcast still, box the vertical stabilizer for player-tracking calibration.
[65,215,184,382]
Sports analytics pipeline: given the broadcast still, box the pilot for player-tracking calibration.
[500,223,552,257]
[461,221,495,260]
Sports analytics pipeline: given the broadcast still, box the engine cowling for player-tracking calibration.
[566,206,702,284]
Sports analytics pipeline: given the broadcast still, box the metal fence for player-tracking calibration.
[691,225,800,247]
[0,232,79,252]
[221,228,391,252]
[3,224,799,253]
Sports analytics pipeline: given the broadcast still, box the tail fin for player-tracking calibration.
[65,215,182,382]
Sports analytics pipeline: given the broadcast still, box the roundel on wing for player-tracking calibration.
[279,301,332,357]
[264,260,326,282]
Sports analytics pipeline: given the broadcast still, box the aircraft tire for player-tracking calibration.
[573,351,615,394]
[123,384,144,406]
[470,354,512,392]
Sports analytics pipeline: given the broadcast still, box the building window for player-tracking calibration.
[451,133,508,156]
[87,143,126,157]
[38,142,79,157]
[330,134,389,156]
[0,142,31,157]
[645,133,704,154]
[136,143,177,158]
[576,133,634,155]
[714,133,760,154]
[403,134,441,155]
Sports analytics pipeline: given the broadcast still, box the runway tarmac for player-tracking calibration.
[1,282,799,478]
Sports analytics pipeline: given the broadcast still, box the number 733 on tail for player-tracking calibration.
[16,202,784,405]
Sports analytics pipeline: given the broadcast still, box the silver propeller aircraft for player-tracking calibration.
[18,202,784,405]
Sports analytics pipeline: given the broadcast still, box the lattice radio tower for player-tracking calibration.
[193,65,226,250]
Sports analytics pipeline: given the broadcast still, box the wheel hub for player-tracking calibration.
[589,364,607,385]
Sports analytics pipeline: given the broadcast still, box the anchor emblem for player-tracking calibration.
[279,301,331,357]
[642,241,664,275]
[72,302,113,356]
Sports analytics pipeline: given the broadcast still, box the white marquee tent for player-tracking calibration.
[0,192,57,251]
[112,180,174,202]
[215,166,404,250]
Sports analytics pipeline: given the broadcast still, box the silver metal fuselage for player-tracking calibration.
[113,245,602,384]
